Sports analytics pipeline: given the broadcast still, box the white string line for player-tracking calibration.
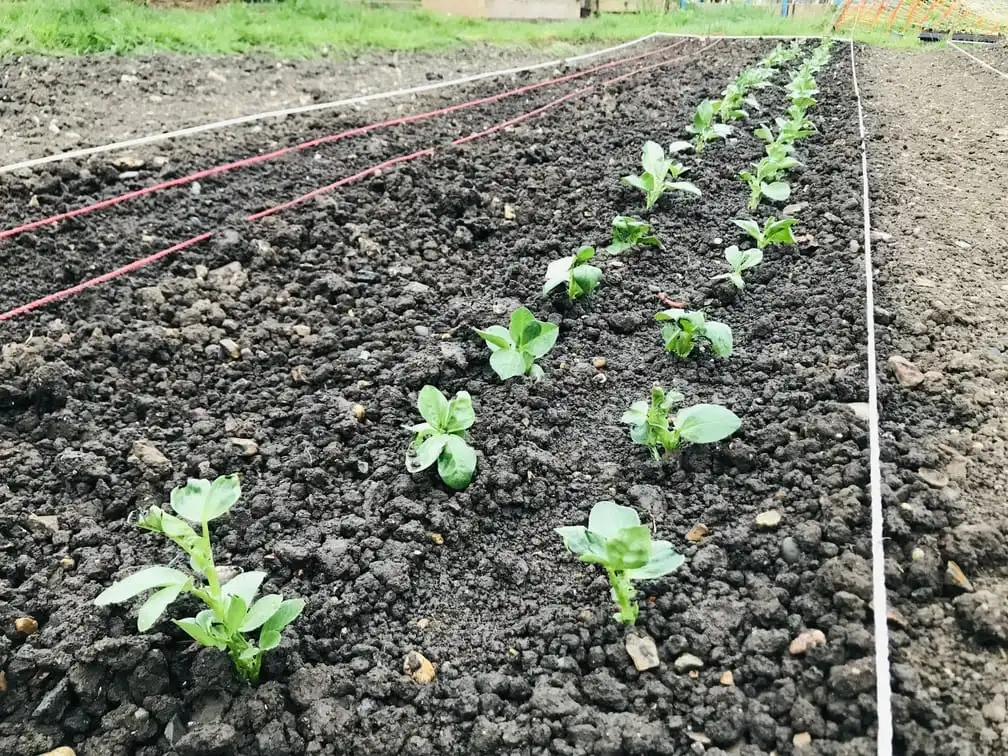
[0,32,663,176]
[849,38,894,756]
[949,41,1008,80]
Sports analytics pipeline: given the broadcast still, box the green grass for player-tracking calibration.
[0,0,915,57]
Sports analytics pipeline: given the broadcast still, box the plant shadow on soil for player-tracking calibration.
[0,41,878,756]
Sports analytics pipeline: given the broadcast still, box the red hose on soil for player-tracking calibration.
[0,41,718,323]
[0,40,690,242]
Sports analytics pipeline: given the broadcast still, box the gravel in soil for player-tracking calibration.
[859,45,1008,754]
[0,41,876,756]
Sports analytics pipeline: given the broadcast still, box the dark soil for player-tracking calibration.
[0,42,622,166]
[860,45,1008,755]
[0,41,875,756]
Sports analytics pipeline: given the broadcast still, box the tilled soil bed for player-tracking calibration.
[0,41,877,756]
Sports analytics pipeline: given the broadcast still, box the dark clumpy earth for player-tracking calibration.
[0,40,876,755]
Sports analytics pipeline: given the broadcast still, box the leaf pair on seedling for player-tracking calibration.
[543,246,603,300]
[95,475,305,684]
[407,385,477,490]
[675,100,733,154]
[475,306,558,381]
[712,218,796,290]
[621,385,741,460]
[557,500,684,625]
[739,151,799,210]
[606,216,662,256]
[622,141,700,208]
[656,308,732,358]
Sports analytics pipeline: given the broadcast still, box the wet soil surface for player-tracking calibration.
[0,42,617,166]
[859,45,1008,755]
[0,41,876,756]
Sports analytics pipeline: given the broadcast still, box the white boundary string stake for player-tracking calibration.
[950,41,1008,81]
[0,33,663,176]
[848,39,894,756]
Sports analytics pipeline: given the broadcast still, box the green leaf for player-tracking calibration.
[761,179,792,203]
[524,321,558,359]
[225,595,247,632]
[490,348,528,380]
[620,401,649,426]
[570,265,603,299]
[738,249,763,271]
[508,307,536,343]
[606,241,632,255]
[417,385,449,429]
[170,475,239,523]
[136,583,184,632]
[95,566,190,606]
[556,526,591,556]
[674,404,741,444]
[221,571,267,606]
[407,433,447,473]
[259,629,282,651]
[641,234,663,249]
[437,435,476,490]
[176,617,227,650]
[445,391,475,434]
[703,321,734,357]
[628,541,685,580]
[621,174,647,192]
[239,593,284,632]
[543,256,574,296]
[573,246,595,264]
[667,181,701,197]
[262,598,306,635]
[528,364,545,382]
[668,140,693,154]
[730,273,745,289]
[588,500,641,540]
[474,326,511,351]
[731,219,760,239]
[641,140,666,178]
[661,323,695,357]
[605,526,652,571]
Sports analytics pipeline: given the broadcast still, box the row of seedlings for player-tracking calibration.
[88,41,835,684]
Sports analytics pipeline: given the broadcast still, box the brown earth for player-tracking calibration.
[859,44,1008,755]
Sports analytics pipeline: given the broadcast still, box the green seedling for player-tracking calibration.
[756,113,814,151]
[739,151,800,210]
[622,140,700,208]
[406,385,477,490]
[95,475,305,684]
[732,216,798,249]
[712,245,763,290]
[719,82,760,122]
[786,68,818,110]
[763,42,799,67]
[621,385,742,459]
[543,246,603,300]
[735,65,775,92]
[606,215,663,255]
[655,308,733,358]
[474,306,558,381]
[678,99,733,154]
[556,500,684,625]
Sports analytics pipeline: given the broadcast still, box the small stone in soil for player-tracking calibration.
[229,438,259,457]
[686,523,709,542]
[945,560,974,592]
[755,510,782,529]
[15,617,38,635]
[625,633,660,671]
[592,357,607,369]
[673,653,703,673]
[0,671,6,692]
[428,532,443,545]
[39,749,75,756]
[503,203,516,220]
[219,338,241,359]
[352,404,366,421]
[918,467,949,488]
[720,670,734,686]
[403,651,436,684]
[887,607,909,629]
[789,629,827,656]
[888,355,925,387]
[60,557,75,570]
[793,731,813,747]
[131,440,170,473]
[28,513,59,532]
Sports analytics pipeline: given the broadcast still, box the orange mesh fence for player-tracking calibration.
[833,0,1003,34]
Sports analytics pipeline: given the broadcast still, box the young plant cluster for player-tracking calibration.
[96,476,305,683]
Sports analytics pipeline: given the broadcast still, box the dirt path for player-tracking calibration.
[0,43,601,166]
[859,45,1008,754]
